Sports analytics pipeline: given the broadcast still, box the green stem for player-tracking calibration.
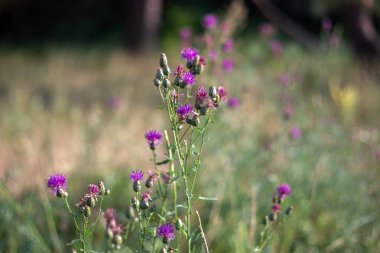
[87,196,105,250]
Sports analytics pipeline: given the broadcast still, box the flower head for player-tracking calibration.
[259,22,276,37]
[222,58,234,72]
[103,208,117,223]
[223,38,234,53]
[278,73,291,86]
[203,14,218,29]
[217,86,228,102]
[130,170,144,182]
[196,86,208,101]
[157,223,176,242]
[177,104,192,119]
[88,184,100,197]
[227,96,240,109]
[272,203,281,214]
[179,27,191,41]
[181,48,199,62]
[141,190,152,202]
[182,71,196,86]
[290,127,301,139]
[47,173,67,196]
[145,129,163,150]
[277,184,292,200]
[270,40,283,56]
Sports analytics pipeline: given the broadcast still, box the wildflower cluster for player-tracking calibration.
[47,174,110,252]
[103,208,126,250]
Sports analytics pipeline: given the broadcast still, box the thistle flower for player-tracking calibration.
[141,190,152,202]
[196,86,208,101]
[217,86,228,102]
[203,14,218,29]
[278,73,291,86]
[227,96,240,109]
[177,104,193,121]
[259,22,276,37]
[181,71,196,86]
[181,48,199,62]
[223,38,234,53]
[88,184,100,196]
[222,58,234,72]
[145,129,163,150]
[47,173,67,196]
[179,27,192,42]
[157,223,176,243]
[146,169,159,188]
[270,40,283,56]
[290,127,301,139]
[277,184,292,200]
[130,170,144,182]
[272,203,281,214]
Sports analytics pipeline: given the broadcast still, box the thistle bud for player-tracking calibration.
[86,197,96,207]
[105,189,111,195]
[154,78,162,87]
[131,196,139,208]
[83,206,91,217]
[160,248,168,253]
[162,237,170,244]
[106,228,114,239]
[262,215,269,226]
[57,188,68,198]
[98,181,106,195]
[186,61,193,70]
[212,95,221,107]
[163,66,171,76]
[140,200,149,210]
[199,107,208,116]
[175,218,183,230]
[156,69,165,81]
[145,178,153,188]
[192,55,200,66]
[285,205,294,215]
[193,64,203,75]
[174,76,183,88]
[168,248,175,253]
[162,78,171,88]
[209,86,217,98]
[272,195,281,204]
[160,53,168,68]
[126,205,137,221]
[268,212,277,221]
[113,234,123,246]
[133,181,141,193]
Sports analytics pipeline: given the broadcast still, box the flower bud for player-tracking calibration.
[86,197,96,207]
[168,248,175,253]
[262,215,269,226]
[160,248,168,253]
[160,53,168,68]
[193,64,203,75]
[83,206,91,217]
[105,189,111,195]
[212,95,221,107]
[162,78,171,88]
[106,228,114,239]
[186,61,193,70]
[163,66,171,76]
[192,55,200,66]
[269,212,277,221]
[126,205,137,220]
[154,79,162,87]
[272,195,281,204]
[145,178,153,188]
[140,200,149,210]
[162,236,170,244]
[131,196,139,209]
[98,181,106,195]
[133,181,141,193]
[285,205,294,215]
[199,107,208,116]
[209,86,217,98]
[156,68,165,81]
[175,218,183,230]
[113,234,123,246]
[57,188,68,198]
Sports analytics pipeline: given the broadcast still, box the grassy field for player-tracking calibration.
[0,40,380,252]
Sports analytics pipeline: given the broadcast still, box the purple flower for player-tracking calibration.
[141,190,152,202]
[278,73,290,86]
[277,184,292,200]
[177,104,192,120]
[157,223,175,242]
[196,86,208,101]
[223,38,234,53]
[270,40,283,56]
[290,127,301,139]
[282,104,293,120]
[145,129,163,150]
[272,203,281,214]
[259,22,276,37]
[107,96,122,109]
[222,58,234,72]
[182,71,196,86]
[47,173,67,196]
[181,48,199,62]
[203,14,218,29]
[87,184,100,198]
[130,170,144,182]
[103,208,116,223]
[227,96,240,109]
[217,86,228,102]
[179,26,192,41]
[208,49,218,61]
[322,17,332,33]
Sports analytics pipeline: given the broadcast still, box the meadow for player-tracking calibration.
[0,34,380,252]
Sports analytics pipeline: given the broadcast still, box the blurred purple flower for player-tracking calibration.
[270,40,283,56]
[290,127,301,139]
[203,14,218,29]
[130,170,144,182]
[208,49,218,61]
[277,183,292,200]
[217,86,228,102]
[259,22,276,37]
[182,71,196,86]
[47,173,67,196]
[278,73,291,86]
[272,203,281,214]
[177,104,193,120]
[227,96,240,109]
[282,104,293,120]
[157,223,176,242]
[141,190,152,202]
[222,58,234,72]
[107,96,122,109]
[322,17,332,33]
[181,48,199,62]
[179,27,192,41]
[223,38,234,53]
[87,184,100,197]
[196,86,208,101]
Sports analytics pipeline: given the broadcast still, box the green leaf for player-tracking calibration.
[198,196,218,201]
[156,159,171,165]
[66,239,82,246]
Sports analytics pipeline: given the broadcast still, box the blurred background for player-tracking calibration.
[0,0,380,252]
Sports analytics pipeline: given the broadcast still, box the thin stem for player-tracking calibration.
[87,196,105,250]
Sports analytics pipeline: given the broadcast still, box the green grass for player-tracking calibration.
[0,40,379,252]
